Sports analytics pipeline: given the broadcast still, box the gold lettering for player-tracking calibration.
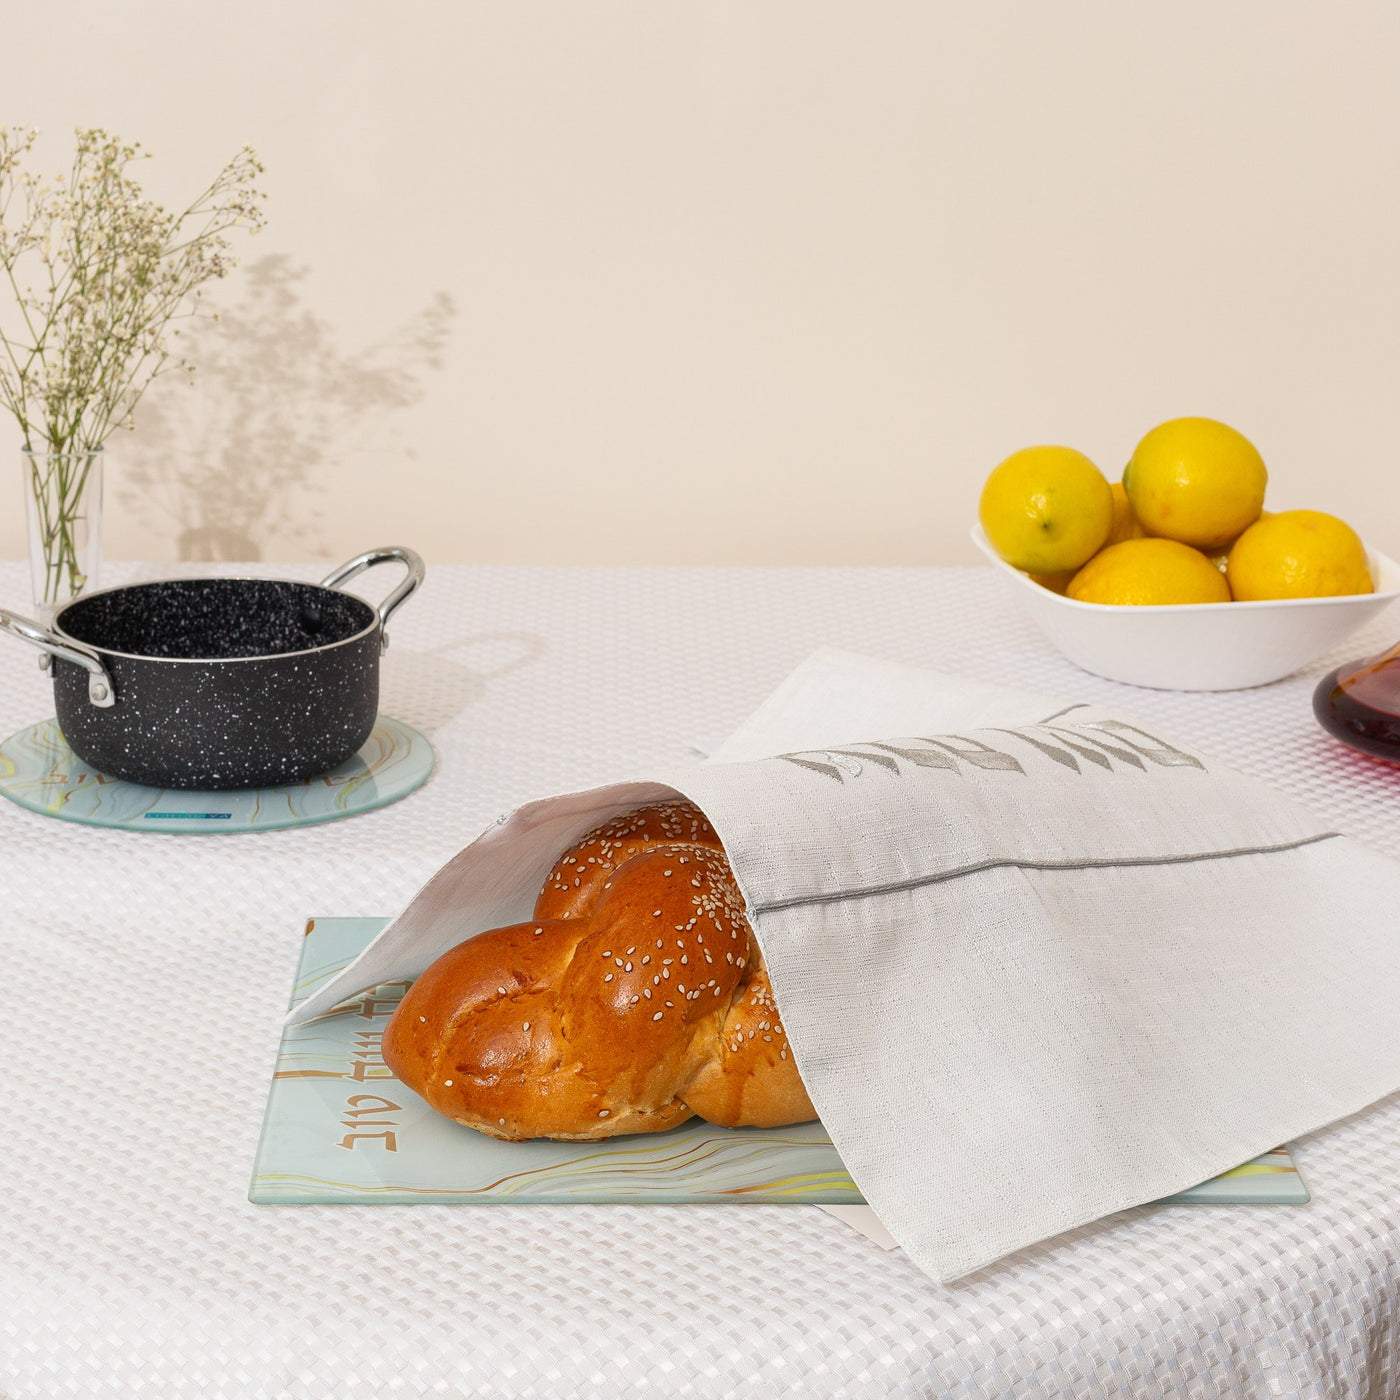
[337,1130,398,1152]
[354,996,400,1020]
[345,1094,402,1115]
[345,1058,393,1082]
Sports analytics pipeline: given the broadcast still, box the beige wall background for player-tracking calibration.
[2,2,1397,568]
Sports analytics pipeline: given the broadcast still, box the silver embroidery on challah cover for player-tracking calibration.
[290,648,1400,1282]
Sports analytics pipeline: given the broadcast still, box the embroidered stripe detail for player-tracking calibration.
[749,831,1344,915]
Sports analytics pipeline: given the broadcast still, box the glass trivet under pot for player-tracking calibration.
[0,714,434,833]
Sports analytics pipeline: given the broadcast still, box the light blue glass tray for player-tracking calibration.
[250,919,1309,1207]
[0,715,433,833]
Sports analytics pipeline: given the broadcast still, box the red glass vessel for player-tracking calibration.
[1313,641,1400,763]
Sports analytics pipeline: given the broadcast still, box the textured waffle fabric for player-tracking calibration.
[3,560,1399,1399]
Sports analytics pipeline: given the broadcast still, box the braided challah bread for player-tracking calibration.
[382,802,816,1141]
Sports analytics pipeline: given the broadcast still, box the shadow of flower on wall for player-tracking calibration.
[122,255,455,561]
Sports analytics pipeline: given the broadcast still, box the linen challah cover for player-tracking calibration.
[289,649,1400,1281]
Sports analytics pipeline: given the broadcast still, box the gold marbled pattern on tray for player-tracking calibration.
[0,715,434,833]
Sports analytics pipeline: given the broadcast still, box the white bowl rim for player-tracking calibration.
[969,523,1400,614]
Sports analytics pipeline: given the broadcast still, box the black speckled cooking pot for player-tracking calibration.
[0,547,424,789]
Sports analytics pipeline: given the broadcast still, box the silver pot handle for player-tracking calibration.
[319,546,425,654]
[0,607,116,707]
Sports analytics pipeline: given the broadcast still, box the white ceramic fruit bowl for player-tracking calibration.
[971,524,1400,691]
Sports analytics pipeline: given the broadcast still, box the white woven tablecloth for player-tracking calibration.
[2,559,1398,1400]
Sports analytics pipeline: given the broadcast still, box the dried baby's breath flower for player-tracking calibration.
[0,126,264,599]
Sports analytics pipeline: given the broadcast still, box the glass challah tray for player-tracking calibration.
[251,919,1309,1207]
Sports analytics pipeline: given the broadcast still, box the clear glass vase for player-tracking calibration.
[22,446,104,626]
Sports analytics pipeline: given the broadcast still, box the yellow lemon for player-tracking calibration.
[1067,538,1232,606]
[1227,510,1372,600]
[979,446,1113,574]
[1029,570,1075,595]
[1207,509,1271,575]
[1123,417,1267,550]
[1106,481,1146,545]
